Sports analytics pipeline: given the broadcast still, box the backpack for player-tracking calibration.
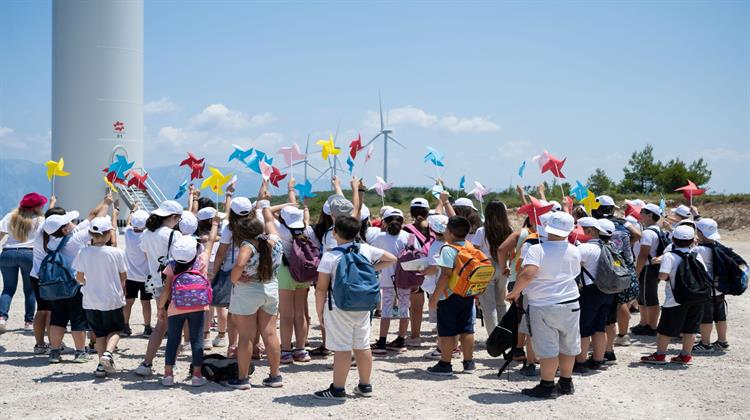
[394,234,427,289]
[38,235,80,301]
[145,230,175,294]
[402,223,434,253]
[646,226,671,260]
[288,235,321,284]
[671,250,712,305]
[171,268,212,310]
[708,243,748,296]
[444,242,495,297]
[580,241,632,294]
[486,302,523,377]
[191,354,254,383]
[329,244,381,311]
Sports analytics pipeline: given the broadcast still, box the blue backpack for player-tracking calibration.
[38,235,80,301]
[329,244,381,312]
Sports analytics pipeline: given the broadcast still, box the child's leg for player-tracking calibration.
[617,303,630,335]
[233,314,257,379]
[605,324,616,352]
[353,348,372,385]
[539,357,559,382]
[459,333,474,361]
[409,290,424,339]
[258,310,280,377]
[591,331,606,361]
[144,316,167,365]
[188,311,205,375]
[438,335,458,363]
[526,336,537,363]
[700,322,713,345]
[716,321,728,343]
[576,336,591,363]
[655,334,671,354]
[141,299,152,327]
[105,332,120,354]
[398,318,409,338]
[681,333,696,355]
[379,318,391,339]
[293,288,309,350]
[124,298,135,326]
[33,310,50,346]
[332,350,352,388]
[164,315,184,375]
[71,331,86,350]
[558,354,575,378]
[278,290,295,351]
[95,336,106,358]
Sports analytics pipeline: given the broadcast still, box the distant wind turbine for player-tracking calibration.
[364,91,405,182]
[281,135,325,182]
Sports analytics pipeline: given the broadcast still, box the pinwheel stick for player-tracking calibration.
[51,175,55,197]
[553,162,566,201]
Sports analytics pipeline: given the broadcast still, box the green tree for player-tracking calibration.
[620,144,662,193]
[687,158,712,186]
[655,158,690,192]
[587,168,615,194]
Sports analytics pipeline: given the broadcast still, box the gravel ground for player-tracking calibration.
[0,238,748,419]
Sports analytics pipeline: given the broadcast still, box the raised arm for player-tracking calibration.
[516,185,528,205]
[110,204,119,248]
[88,192,113,221]
[332,176,344,197]
[537,183,547,202]
[287,177,297,204]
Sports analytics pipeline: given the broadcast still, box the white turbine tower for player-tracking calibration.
[364,92,405,182]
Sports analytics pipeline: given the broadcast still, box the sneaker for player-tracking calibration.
[640,352,667,364]
[262,375,283,388]
[557,378,575,395]
[0,318,6,333]
[191,375,208,387]
[371,340,387,355]
[121,326,132,337]
[510,347,527,361]
[519,363,537,377]
[353,383,373,398]
[143,325,153,337]
[424,349,442,360]
[614,334,631,347]
[584,358,606,370]
[404,337,422,348]
[134,362,154,377]
[73,350,91,363]
[692,342,715,354]
[313,384,346,400]
[603,351,617,365]
[24,322,33,331]
[95,364,107,378]
[100,352,116,373]
[292,349,311,363]
[462,360,476,374]
[426,361,454,376]
[573,361,590,373]
[48,349,62,364]
[386,337,407,353]
[203,338,213,350]
[162,375,175,387]
[670,354,693,364]
[280,351,294,364]
[212,333,228,347]
[712,340,730,351]
[34,344,50,355]
[227,377,252,390]
[521,382,558,399]
[630,324,652,335]
[309,345,332,357]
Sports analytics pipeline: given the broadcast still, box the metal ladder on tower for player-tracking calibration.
[118,167,168,213]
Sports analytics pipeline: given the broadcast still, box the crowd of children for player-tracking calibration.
[0,176,746,400]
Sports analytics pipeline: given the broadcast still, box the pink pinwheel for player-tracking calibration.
[369,176,392,197]
[365,144,375,163]
[675,180,705,205]
[278,143,305,167]
[260,160,273,181]
[467,181,489,202]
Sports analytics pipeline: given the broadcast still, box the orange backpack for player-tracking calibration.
[444,242,496,297]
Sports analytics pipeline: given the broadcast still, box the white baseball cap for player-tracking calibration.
[427,214,448,234]
[673,225,696,241]
[410,197,429,209]
[537,213,553,238]
[170,236,198,264]
[549,200,562,212]
[672,205,691,218]
[383,208,404,220]
[179,211,198,235]
[379,206,394,217]
[230,197,253,216]
[280,206,305,229]
[544,212,575,237]
[454,197,477,211]
[89,217,114,234]
[196,207,217,221]
[322,200,331,215]
[153,200,183,217]
[130,210,149,229]
[643,203,662,216]
[597,218,616,236]
[596,195,619,208]
[696,218,720,241]
[360,204,371,221]
[577,217,607,235]
[43,211,80,235]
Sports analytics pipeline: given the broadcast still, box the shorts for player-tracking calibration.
[125,280,153,300]
[381,287,411,319]
[229,281,279,316]
[606,300,618,326]
[49,291,88,331]
[323,305,371,351]
[85,308,125,338]
[657,304,703,337]
[637,265,660,306]
[30,276,51,311]
[701,295,727,323]
[528,302,581,359]
[579,285,614,337]
[277,265,311,291]
[436,294,476,337]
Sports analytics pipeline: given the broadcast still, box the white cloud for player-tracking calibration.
[364,106,499,133]
[144,97,178,114]
[188,104,276,131]
[0,126,14,137]
[699,147,750,162]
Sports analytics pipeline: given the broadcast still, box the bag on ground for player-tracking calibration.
[192,354,254,383]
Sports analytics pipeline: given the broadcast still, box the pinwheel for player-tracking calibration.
[517,195,554,226]
[675,180,705,205]
[127,171,149,190]
[228,145,254,164]
[107,154,135,180]
[200,167,232,196]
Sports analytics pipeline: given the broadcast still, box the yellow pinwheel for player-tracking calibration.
[316,135,341,160]
[44,157,70,181]
[103,176,118,193]
[200,167,233,195]
[580,189,601,215]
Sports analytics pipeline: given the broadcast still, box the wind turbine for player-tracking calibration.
[364,92,405,182]
[281,135,325,182]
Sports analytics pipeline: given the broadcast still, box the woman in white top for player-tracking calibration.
[0,192,47,332]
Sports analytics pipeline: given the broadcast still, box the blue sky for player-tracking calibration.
[1,1,749,193]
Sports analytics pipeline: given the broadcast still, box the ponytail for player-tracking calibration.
[255,238,274,280]
[145,214,167,232]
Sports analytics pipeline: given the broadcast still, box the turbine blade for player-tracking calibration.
[364,133,383,147]
[305,134,310,154]
[379,90,384,131]
[389,135,407,149]
[312,168,331,184]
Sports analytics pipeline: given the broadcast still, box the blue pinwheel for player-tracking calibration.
[174,179,188,200]
[424,147,445,167]
[570,180,589,202]
[518,160,526,178]
[459,175,465,190]
[346,156,355,174]
[246,150,273,174]
[228,144,254,164]
[294,179,316,200]
[108,154,135,180]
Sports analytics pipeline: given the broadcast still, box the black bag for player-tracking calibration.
[646,226,671,259]
[671,250,712,305]
[486,302,522,377]
[709,243,748,296]
[191,354,255,383]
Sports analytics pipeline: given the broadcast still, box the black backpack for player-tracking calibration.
[707,243,748,296]
[486,302,522,377]
[191,354,255,383]
[646,226,671,260]
[671,250,712,305]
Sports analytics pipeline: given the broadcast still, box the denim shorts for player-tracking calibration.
[229,280,279,316]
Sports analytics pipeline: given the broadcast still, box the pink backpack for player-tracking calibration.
[394,234,428,289]
[171,269,213,310]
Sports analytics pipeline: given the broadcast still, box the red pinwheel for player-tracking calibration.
[269,166,287,188]
[127,171,149,190]
[517,196,554,226]
[349,134,363,160]
[180,152,205,168]
[188,161,205,181]
[102,168,127,186]
[675,180,705,204]
[541,153,566,178]
[568,225,592,245]
[624,200,643,221]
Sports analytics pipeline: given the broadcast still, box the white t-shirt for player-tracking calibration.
[578,240,602,287]
[522,240,581,306]
[140,226,181,280]
[321,227,338,253]
[639,226,662,260]
[368,230,410,288]
[422,239,445,295]
[0,212,44,249]
[470,226,492,257]
[364,226,381,244]
[73,245,127,310]
[275,221,320,259]
[659,247,707,308]
[318,241,385,308]
[124,228,149,282]
[30,220,91,278]
[217,224,239,272]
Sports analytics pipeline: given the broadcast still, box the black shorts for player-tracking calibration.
[437,294,476,337]
[579,285,614,337]
[85,308,125,338]
[29,276,51,311]
[125,280,153,300]
[701,295,727,323]
[49,291,88,332]
[606,300,619,326]
[637,264,660,306]
[657,304,703,338]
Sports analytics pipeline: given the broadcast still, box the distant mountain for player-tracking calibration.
[0,159,50,215]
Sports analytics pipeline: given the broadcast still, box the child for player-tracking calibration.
[123,209,152,337]
[641,225,706,365]
[403,197,434,348]
[313,215,397,400]
[72,217,127,378]
[633,203,666,335]
[159,235,209,387]
[427,216,478,376]
[693,218,729,352]
[421,214,450,360]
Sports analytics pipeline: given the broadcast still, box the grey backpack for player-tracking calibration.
[582,241,632,294]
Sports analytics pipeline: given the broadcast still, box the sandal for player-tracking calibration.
[308,345,332,357]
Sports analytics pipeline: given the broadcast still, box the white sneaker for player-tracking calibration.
[191,376,208,387]
[100,352,116,373]
[405,337,422,348]
[212,334,228,347]
[162,375,175,387]
[614,335,631,347]
[424,349,442,360]
[203,338,213,350]
[135,362,154,377]
[0,318,6,333]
